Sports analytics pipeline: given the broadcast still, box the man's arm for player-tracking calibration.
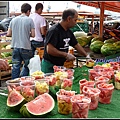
[30,28,35,37]
[6,28,12,37]
[47,43,67,58]
[74,43,88,57]
[40,26,47,36]
[47,43,75,61]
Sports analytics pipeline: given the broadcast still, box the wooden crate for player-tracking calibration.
[0,41,12,81]
[0,70,12,80]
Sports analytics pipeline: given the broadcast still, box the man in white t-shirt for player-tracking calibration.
[29,3,47,55]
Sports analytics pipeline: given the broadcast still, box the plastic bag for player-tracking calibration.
[28,55,41,75]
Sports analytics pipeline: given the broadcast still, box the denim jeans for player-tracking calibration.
[31,40,44,55]
[11,48,33,79]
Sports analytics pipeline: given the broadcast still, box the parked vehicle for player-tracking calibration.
[0,16,15,32]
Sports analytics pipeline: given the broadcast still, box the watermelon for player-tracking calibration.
[90,40,104,53]
[91,36,103,43]
[87,35,94,45]
[7,89,26,111]
[104,38,117,44]
[76,37,88,47]
[20,93,55,117]
[101,43,116,56]
[113,41,120,53]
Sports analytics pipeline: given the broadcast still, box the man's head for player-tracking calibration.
[35,3,43,15]
[62,8,78,29]
[21,3,32,16]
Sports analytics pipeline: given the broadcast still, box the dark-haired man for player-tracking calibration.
[29,3,47,55]
[7,3,35,79]
[41,8,89,73]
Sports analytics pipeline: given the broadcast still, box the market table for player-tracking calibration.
[0,66,120,118]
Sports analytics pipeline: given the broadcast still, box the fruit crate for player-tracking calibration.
[70,22,89,33]
[0,39,12,82]
[0,41,12,60]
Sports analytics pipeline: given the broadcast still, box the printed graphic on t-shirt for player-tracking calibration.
[60,38,70,50]
[64,38,70,47]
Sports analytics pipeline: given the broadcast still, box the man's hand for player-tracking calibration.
[66,53,76,61]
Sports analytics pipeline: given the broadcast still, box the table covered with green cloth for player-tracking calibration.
[0,66,120,118]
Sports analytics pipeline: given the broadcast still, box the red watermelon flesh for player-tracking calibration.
[25,93,55,115]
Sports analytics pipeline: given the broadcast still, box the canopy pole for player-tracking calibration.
[99,2,105,39]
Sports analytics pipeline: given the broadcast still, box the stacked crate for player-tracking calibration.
[70,22,89,33]
[0,33,12,81]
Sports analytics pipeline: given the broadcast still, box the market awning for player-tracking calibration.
[74,1,120,13]
[73,1,120,38]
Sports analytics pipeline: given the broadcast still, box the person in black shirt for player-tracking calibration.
[41,8,89,73]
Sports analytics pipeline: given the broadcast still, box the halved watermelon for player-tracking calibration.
[7,89,26,111]
[20,93,55,117]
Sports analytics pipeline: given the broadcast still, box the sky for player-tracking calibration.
[9,1,120,17]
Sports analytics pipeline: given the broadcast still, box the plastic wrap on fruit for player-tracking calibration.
[35,81,49,95]
[58,99,72,114]
[61,78,73,90]
[56,89,75,115]
[22,87,34,102]
[45,75,56,89]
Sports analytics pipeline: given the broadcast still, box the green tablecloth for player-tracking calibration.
[0,66,120,118]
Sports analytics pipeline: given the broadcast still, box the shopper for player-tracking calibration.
[0,59,9,70]
[6,3,35,79]
[41,8,90,73]
[29,3,47,55]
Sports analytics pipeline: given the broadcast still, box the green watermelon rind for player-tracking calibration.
[90,41,104,53]
[113,41,120,53]
[20,93,55,117]
[7,90,27,111]
[101,43,116,56]
[104,38,117,44]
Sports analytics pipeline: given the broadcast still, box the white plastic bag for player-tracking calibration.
[28,55,41,75]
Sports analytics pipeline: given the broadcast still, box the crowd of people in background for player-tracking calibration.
[0,2,91,79]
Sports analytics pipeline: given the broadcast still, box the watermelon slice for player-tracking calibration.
[20,93,55,117]
[7,89,26,111]
[71,94,91,118]
[82,86,100,110]
[56,89,75,115]
[97,83,114,104]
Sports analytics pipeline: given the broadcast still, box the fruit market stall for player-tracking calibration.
[73,1,120,38]
[0,32,12,85]
[0,57,120,118]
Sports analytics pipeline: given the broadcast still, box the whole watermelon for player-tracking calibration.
[87,36,94,45]
[101,43,116,56]
[76,37,88,47]
[113,41,120,53]
[90,40,104,53]
[104,38,117,44]
[91,36,103,43]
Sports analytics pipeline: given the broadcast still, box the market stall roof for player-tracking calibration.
[74,1,120,13]
[73,1,120,37]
